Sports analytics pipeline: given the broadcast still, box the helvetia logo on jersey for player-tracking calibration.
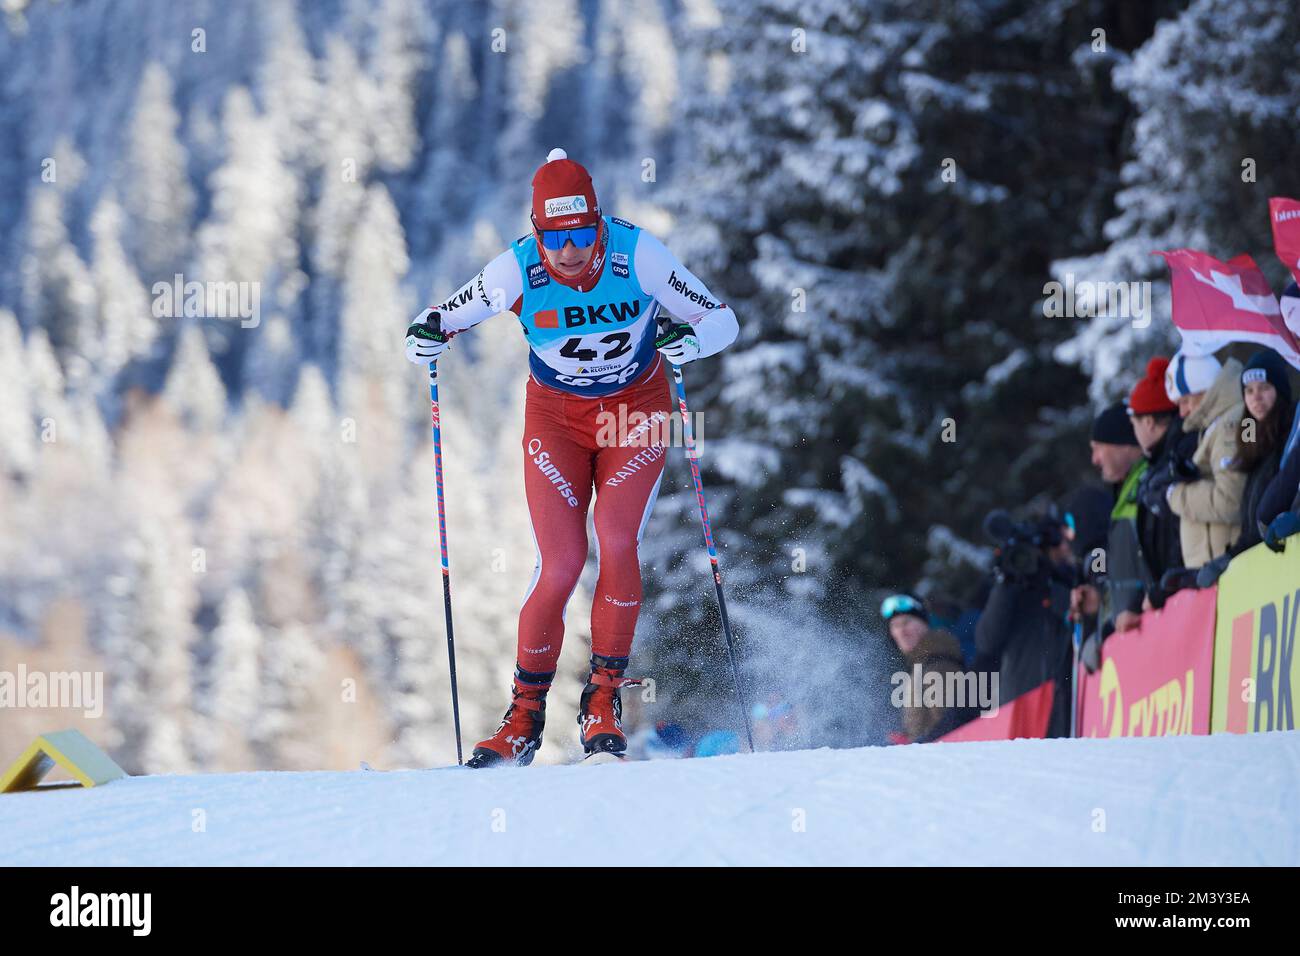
[544,195,588,218]
[534,309,559,328]
[611,217,636,229]
[528,262,550,289]
[666,270,718,309]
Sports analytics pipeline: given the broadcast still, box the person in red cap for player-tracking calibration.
[404,148,739,767]
[1130,356,1191,609]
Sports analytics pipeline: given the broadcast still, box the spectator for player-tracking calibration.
[1199,349,1299,584]
[1062,485,1113,573]
[1164,352,1246,568]
[1129,357,1190,604]
[973,517,1077,736]
[1230,350,1295,547]
[881,593,968,742]
[1069,403,1148,636]
[1256,285,1300,551]
[1258,410,1300,551]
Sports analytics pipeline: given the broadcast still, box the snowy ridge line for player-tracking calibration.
[2,732,1296,866]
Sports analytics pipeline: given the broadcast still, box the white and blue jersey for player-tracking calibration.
[510,216,656,395]
[422,215,739,397]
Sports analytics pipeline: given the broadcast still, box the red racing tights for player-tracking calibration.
[516,356,671,681]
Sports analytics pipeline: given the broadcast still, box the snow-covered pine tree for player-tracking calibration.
[88,193,158,394]
[121,63,195,283]
[162,324,228,433]
[0,311,37,479]
[640,0,1185,730]
[203,588,262,769]
[1056,0,1300,402]
[19,189,95,374]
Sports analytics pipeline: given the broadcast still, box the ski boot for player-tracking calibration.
[577,654,643,758]
[466,668,552,768]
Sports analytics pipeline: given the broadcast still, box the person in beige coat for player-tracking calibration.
[1165,353,1246,568]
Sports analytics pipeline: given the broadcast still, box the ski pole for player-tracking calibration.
[424,318,464,765]
[654,312,755,752]
[1070,621,1083,739]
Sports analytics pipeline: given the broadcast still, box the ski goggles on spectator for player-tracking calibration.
[880,594,925,622]
[538,225,599,250]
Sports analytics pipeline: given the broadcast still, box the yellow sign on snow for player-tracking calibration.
[0,729,126,793]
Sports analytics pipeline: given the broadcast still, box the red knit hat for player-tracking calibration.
[530,148,600,230]
[1129,357,1178,415]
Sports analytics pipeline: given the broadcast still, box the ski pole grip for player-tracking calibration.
[654,322,694,350]
[427,308,445,337]
[411,308,448,343]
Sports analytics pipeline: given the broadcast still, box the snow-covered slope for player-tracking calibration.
[2,732,1296,866]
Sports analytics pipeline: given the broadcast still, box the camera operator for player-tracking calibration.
[974,510,1079,737]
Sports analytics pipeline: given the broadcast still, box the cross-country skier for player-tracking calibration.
[404,148,739,767]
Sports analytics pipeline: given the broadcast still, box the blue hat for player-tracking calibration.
[1242,349,1293,407]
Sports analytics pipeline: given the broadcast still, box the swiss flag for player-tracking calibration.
[1153,248,1300,370]
[1269,196,1300,287]
[1269,198,1300,344]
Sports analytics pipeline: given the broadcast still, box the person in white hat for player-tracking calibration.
[1163,350,1247,568]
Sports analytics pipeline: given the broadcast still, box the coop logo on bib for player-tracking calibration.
[544,195,588,218]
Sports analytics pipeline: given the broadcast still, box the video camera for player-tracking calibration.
[983,509,1066,585]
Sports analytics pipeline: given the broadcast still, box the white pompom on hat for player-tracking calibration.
[1165,349,1223,401]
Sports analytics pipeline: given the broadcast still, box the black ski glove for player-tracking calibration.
[1159,567,1200,596]
[1170,455,1201,483]
[1138,466,1177,515]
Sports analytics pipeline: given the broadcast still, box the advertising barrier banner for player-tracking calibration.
[1077,586,1216,737]
[937,680,1055,743]
[1211,541,1300,733]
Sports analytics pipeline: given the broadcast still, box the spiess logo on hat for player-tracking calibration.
[543,195,588,218]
